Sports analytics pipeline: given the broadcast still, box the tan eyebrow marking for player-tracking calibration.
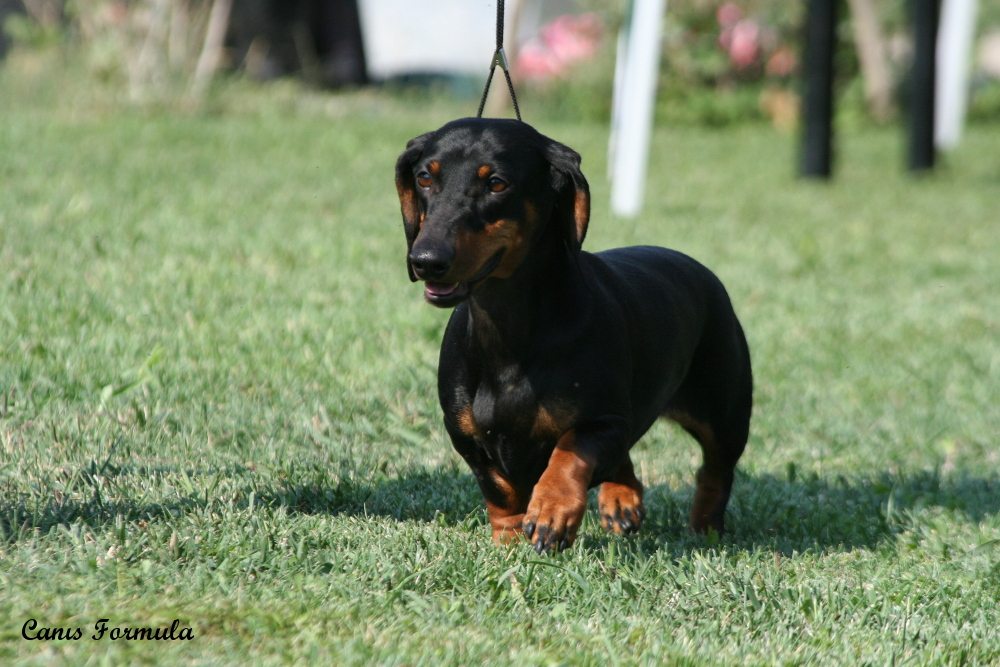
[428,160,441,175]
[477,164,492,179]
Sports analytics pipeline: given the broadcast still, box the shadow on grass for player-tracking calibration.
[0,492,208,542]
[0,464,483,544]
[4,463,996,557]
[635,469,1000,555]
[0,463,251,543]
[265,466,999,555]
[262,466,484,524]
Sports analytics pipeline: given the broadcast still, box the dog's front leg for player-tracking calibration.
[523,420,626,553]
[479,468,528,545]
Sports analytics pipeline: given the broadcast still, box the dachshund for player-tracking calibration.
[395,118,752,553]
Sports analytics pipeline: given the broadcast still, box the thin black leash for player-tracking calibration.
[476,0,522,121]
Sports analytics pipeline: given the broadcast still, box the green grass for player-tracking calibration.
[1,73,998,665]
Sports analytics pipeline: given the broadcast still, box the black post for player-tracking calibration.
[800,0,838,178]
[908,0,939,171]
[313,0,369,88]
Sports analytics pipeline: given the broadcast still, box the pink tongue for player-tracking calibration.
[426,283,458,297]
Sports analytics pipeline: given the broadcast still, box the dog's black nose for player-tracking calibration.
[409,246,454,281]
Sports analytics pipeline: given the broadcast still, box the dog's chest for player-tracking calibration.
[470,374,533,441]
[467,372,574,451]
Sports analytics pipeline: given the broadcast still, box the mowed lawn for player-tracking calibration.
[1,85,998,664]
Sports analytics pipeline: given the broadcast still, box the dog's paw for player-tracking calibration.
[522,489,586,554]
[598,483,645,535]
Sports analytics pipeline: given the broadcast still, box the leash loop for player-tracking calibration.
[476,0,522,121]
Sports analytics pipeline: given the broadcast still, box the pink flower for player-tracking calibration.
[515,13,603,81]
[518,42,566,79]
[727,20,760,69]
[717,2,743,28]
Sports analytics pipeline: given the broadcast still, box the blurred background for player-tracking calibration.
[2,8,998,663]
[2,0,998,129]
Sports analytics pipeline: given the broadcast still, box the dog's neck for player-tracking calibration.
[466,230,579,363]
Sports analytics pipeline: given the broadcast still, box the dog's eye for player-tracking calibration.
[416,171,433,189]
[487,176,508,193]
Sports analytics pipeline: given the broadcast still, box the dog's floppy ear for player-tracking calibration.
[395,131,433,281]
[546,140,590,250]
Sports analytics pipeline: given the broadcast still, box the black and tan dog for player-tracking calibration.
[396,118,752,553]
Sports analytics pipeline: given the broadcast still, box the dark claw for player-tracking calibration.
[559,537,569,551]
[600,505,644,535]
[534,525,552,553]
[523,520,535,538]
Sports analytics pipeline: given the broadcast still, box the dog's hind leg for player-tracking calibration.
[666,320,752,535]
[667,411,744,535]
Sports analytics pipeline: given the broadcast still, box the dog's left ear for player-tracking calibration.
[395,131,434,282]
[546,141,590,250]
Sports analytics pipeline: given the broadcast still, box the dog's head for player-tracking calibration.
[395,118,590,307]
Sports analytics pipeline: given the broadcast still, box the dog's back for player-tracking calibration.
[581,246,752,448]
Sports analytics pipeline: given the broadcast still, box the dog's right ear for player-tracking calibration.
[395,132,434,282]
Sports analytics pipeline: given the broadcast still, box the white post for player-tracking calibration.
[610,0,666,219]
[935,0,979,149]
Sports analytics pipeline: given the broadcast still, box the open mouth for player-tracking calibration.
[424,281,469,306]
[423,249,505,307]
